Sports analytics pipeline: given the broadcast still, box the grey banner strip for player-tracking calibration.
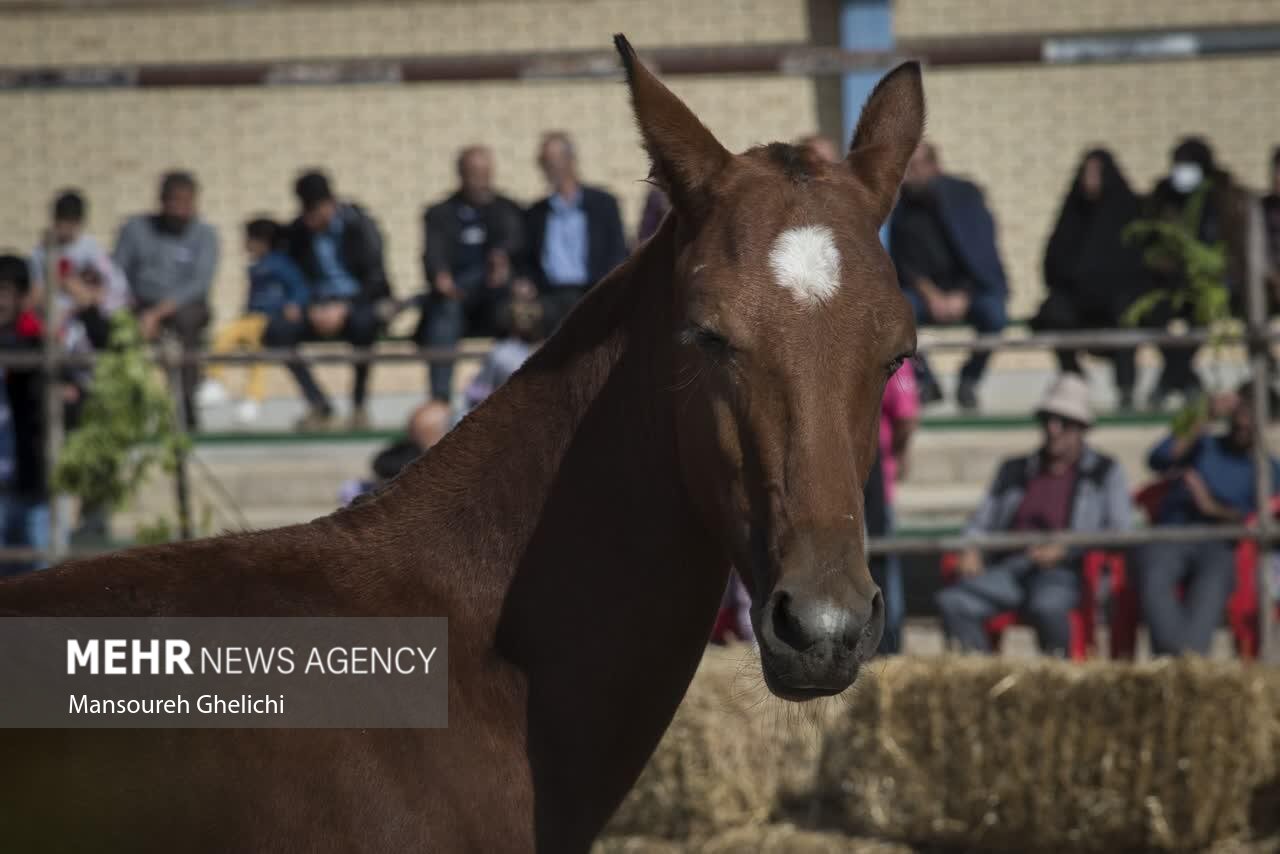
[0,617,448,729]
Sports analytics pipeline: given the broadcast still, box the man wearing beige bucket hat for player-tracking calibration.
[937,374,1131,656]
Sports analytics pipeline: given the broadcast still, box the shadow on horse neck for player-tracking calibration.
[376,215,731,849]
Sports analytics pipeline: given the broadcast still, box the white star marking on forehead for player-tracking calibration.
[768,225,841,307]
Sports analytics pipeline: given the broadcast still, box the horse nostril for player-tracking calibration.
[769,591,816,652]
[848,589,885,650]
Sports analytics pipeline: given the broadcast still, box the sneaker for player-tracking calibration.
[917,376,944,407]
[235,400,261,424]
[196,380,230,408]
[347,408,371,431]
[956,380,979,412]
[295,409,333,432]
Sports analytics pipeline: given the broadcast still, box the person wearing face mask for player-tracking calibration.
[1030,149,1146,409]
[113,171,219,430]
[1138,137,1255,410]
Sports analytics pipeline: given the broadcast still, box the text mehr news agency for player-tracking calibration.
[63,639,438,717]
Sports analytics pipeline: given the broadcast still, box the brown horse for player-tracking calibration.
[0,36,922,853]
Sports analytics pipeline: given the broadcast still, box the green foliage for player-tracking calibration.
[1121,185,1234,438]
[1120,219,1232,331]
[51,312,194,541]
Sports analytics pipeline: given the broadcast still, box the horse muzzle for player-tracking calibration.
[754,573,884,700]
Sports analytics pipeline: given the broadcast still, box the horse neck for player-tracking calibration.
[371,217,731,842]
[366,215,729,650]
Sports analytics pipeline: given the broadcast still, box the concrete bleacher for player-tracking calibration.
[117,327,1265,539]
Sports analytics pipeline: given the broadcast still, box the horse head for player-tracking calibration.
[616,35,923,699]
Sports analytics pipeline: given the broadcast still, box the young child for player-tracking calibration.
[460,297,545,417]
[198,219,309,423]
[30,190,131,353]
[0,254,71,573]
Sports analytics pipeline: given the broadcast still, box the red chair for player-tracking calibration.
[1227,495,1280,659]
[938,549,1126,660]
[1104,480,1179,658]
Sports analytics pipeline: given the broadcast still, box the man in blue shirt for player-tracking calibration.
[1137,382,1280,655]
[516,132,628,333]
[273,171,393,431]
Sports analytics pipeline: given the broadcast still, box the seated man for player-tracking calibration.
[936,374,1131,656]
[273,171,394,430]
[113,171,218,430]
[418,145,525,403]
[1136,383,1280,656]
[888,142,1009,411]
[515,131,628,334]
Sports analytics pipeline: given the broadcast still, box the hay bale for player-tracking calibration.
[604,645,838,843]
[590,836,684,854]
[817,656,1273,852]
[702,823,915,853]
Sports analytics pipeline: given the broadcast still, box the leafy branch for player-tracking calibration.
[51,312,206,543]
[1120,188,1233,438]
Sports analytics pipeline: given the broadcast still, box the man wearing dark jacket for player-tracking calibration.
[418,146,525,402]
[269,171,393,430]
[888,142,1009,412]
[515,131,628,332]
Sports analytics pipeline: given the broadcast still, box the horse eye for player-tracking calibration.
[686,325,732,357]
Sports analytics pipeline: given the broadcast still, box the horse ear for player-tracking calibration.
[845,61,926,223]
[614,34,731,215]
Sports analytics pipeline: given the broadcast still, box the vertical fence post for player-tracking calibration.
[164,339,193,541]
[1246,196,1276,662]
[41,232,66,566]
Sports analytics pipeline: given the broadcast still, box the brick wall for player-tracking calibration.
[6,1,1279,326]
[896,0,1280,317]
[1,0,818,325]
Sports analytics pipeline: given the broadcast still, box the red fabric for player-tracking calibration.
[1227,494,1280,659]
[14,310,42,339]
[1011,466,1078,532]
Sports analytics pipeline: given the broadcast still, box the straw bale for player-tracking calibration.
[701,823,915,854]
[604,645,838,843]
[817,656,1273,852]
[590,836,684,854]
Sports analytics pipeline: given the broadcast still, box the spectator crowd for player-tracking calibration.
[3,128,1280,663]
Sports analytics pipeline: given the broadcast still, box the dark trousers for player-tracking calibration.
[539,285,590,336]
[137,301,209,431]
[417,282,509,403]
[1141,299,1202,395]
[935,560,1081,656]
[263,301,380,414]
[904,288,1007,386]
[1031,291,1137,393]
[1137,539,1235,656]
